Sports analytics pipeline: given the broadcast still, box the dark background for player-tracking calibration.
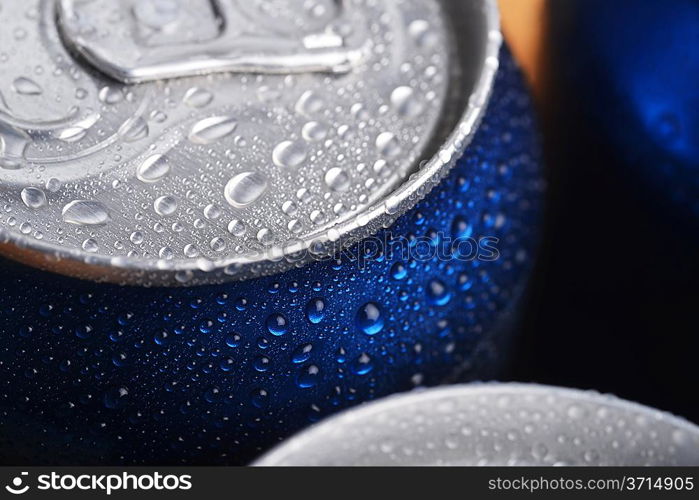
[510,1,699,424]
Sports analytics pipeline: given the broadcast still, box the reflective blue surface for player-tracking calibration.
[0,50,542,465]
[559,0,699,219]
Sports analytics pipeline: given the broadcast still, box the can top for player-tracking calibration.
[0,0,501,286]
[255,384,699,465]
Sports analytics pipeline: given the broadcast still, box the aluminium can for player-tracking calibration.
[256,384,699,466]
[0,0,542,464]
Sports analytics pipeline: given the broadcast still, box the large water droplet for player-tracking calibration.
[224,171,268,208]
[292,343,313,364]
[188,116,238,144]
[227,219,246,237]
[62,200,110,226]
[324,167,350,192]
[154,195,178,216]
[356,302,384,335]
[21,187,47,209]
[296,90,324,116]
[55,114,100,143]
[391,86,424,118]
[266,313,289,336]
[273,140,307,168]
[427,279,451,306]
[98,86,123,105]
[376,132,401,158]
[302,121,329,142]
[12,77,42,95]
[136,154,170,183]
[118,116,149,142]
[183,87,213,108]
[305,298,326,324]
[296,365,320,388]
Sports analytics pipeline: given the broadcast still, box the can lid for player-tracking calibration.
[0,0,501,285]
[255,384,699,466]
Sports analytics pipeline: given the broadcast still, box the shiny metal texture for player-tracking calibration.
[256,384,699,466]
[0,0,501,285]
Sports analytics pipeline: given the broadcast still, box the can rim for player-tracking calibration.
[0,0,503,285]
[254,383,699,466]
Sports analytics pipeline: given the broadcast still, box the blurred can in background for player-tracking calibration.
[551,0,699,222]
[0,0,542,464]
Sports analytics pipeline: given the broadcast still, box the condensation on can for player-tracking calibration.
[0,0,502,286]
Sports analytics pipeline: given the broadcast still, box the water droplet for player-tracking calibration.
[391,86,424,118]
[136,154,170,183]
[82,238,99,253]
[188,116,238,144]
[296,365,320,388]
[154,195,177,216]
[409,19,437,48]
[451,216,473,239]
[351,353,374,375]
[305,298,326,324]
[45,178,61,192]
[55,114,100,143]
[227,219,246,237]
[296,90,324,115]
[324,167,350,192]
[98,86,123,104]
[427,279,451,306]
[266,313,289,336]
[356,302,384,335]
[224,171,268,208]
[250,388,269,408]
[20,187,47,209]
[118,116,149,142]
[376,132,401,158]
[390,262,407,280]
[210,237,226,252]
[12,77,42,95]
[62,200,110,226]
[183,87,213,108]
[273,140,307,168]
[292,343,313,364]
[302,121,329,141]
[103,387,129,409]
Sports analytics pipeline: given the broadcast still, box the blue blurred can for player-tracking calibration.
[0,0,542,464]
[551,0,699,221]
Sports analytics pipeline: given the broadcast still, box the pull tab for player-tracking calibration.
[57,0,363,84]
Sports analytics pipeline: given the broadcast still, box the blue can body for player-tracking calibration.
[554,0,699,221]
[0,49,542,465]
